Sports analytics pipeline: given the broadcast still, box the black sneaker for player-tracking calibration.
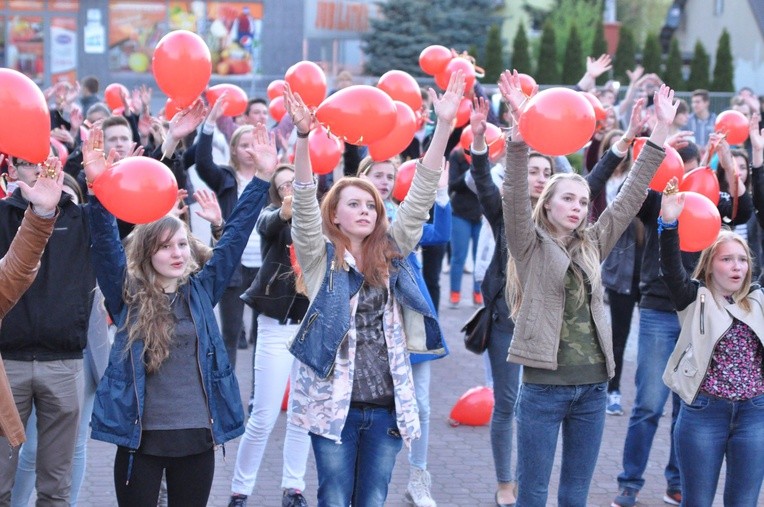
[228,494,248,507]
[282,488,308,507]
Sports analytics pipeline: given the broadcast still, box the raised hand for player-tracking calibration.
[283,83,314,135]
[625,98,648,139]
[194,189,223,226]
[652,84,678,126]
[279,195,293,221]
[51,126,74,146]
[69,106,84,133]
[82,127,116,186]
[428,69,465,124]
[167,189,189,219]
[666,130,694,151]
[18,157,64,215]
[169,99,207,140]
[660,177,685,223]
[124,142,145,159]
[498,69,533,116]
[138,112,152,139]
[247,122,278,181]
[626,65,645,84]
[470,96,488,138]
[587,54,612,79]
[749,113,764,154]
[205,92,228,125]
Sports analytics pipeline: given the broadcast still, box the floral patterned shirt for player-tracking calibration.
[700,317,764,400]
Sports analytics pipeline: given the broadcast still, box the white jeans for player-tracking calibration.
[231,315,311,495]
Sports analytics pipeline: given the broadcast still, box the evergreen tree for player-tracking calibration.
[641,32,662,75]
[511,22,532,75]
[711,29,734,92]
[430,0,499,56]
[590,21,609,85]
[362,0,433,76]
[535,20,560,85]
[663,37,684,91]
[613,26,636,83]
[686,40,710,91]
[561,25,585,85]
[483,25,505,83]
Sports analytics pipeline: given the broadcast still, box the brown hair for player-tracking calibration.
[123,216,199,373]
[692,230,753,312]
[319,177,401,287]
[268,164,295,207]
[356,155,400,177]
[101,115,130,132]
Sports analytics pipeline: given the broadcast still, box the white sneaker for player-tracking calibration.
[606,391,624,415]
[405,466,436,507]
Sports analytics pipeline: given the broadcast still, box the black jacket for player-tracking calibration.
[0,190,96,360]
[638,187,753,311]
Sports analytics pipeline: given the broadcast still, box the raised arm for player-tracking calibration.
[195,96,234,193]
[658,181,697,310]
[391,72,464,255]
[469,95,502,228]
[499,69,537,262]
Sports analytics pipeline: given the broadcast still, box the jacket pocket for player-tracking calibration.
[210,367,244,436]
[92,375,136,440]
[673,344,698,377]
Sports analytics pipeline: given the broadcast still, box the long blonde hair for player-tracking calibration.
[123,216,199,373]
[229,125,255,172]
[505,173,601,317]
[692,230,753,312]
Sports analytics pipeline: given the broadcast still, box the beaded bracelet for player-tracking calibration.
[657,215,678,236]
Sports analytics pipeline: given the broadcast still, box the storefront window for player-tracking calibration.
[107,1,263,76]
[51,16,77,83]
[7,15,44,84]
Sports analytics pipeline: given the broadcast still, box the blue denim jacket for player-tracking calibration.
[88,177,270,450]
[290,242,445,379]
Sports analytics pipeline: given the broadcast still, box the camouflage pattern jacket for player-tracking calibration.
[289,163,443,445]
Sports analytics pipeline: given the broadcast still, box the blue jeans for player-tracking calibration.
[449,215,481,293]
[617,308,681,492]
[409,361,431,470]
[516,381,608,507]
[311,406,403,507]
[675,394,764,507]
[487,313,520,483]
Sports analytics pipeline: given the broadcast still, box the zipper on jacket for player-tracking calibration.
[699,294,705,334]
[673,343,693,372]
[329,259,335,291]
[326,331,349,377]
[188,299,217,446]
[298,312,319,342]
[126,349,142,485]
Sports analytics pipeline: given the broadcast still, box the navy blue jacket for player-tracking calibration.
[89,176,270,449]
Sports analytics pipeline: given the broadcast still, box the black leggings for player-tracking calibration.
[114,447,215,507]
[606,287,640,393]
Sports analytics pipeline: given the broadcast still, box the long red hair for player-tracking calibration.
[320,177,401,287]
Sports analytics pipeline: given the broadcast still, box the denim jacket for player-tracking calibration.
[289,162,444,445]
[89,177,270,451]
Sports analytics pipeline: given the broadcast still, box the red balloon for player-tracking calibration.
[0,69,50,163]
[368,101,417,162]
[715,110,749,145]
[377,70,422,112]
[460,124,505,160]
[518,87,596,156]
[448,386,494,427]
[518,73,537,96]
[679,166,720,205]
[454,97,471,128]
[92,157,179,224]
[419,45,452,76]
[267,79,286,101]
[104,83,128,111]
[315,85,397,145]
[632,138,685,192]
[392,160,417,202]
[164,98,182,120]
[308,125,343,175]
[268,96,286,123]
[206,84,248,117]
[281,379,290,411]
[677,192,721,252]
[581,92,607,121]
[284,61,327,109]
[49,137,68,165]
[435,58,476,91]
[152,30,211,108]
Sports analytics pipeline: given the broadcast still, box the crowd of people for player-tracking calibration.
[0,49,762,507]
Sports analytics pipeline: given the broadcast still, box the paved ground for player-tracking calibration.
[52,273,734,506]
